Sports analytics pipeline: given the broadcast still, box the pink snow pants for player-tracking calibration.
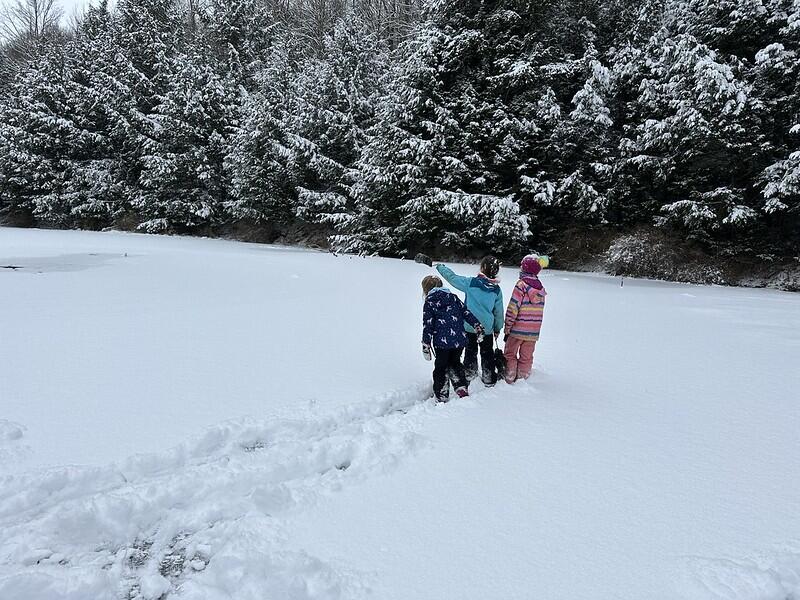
[504,337,536,383]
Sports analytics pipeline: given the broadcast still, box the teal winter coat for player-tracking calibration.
[435,264,504,335]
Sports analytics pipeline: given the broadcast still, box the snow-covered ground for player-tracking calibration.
[2,227,800,600]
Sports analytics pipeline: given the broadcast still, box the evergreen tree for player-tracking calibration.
[538,53,616,226]
[58,2,135,227]
[673,0,791,60]
[1,0,798,263]
[133,50,234,233]
[226,23,387,242]
[225,36,304,231]
[350,0,597,256]
[0,52,67,224]
[0,28,126,227]
[288,23,388,243]
[200,0,276,85]
[609,32,763,238]
[757,0,800,250]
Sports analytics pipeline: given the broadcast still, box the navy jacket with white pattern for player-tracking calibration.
[422,287,481,349]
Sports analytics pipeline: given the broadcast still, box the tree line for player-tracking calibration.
[1,0,798,264]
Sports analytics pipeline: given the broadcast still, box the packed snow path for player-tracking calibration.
[0,384,431,599]
[2,228,800,600]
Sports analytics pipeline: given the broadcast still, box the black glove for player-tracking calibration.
[414,253,433,267]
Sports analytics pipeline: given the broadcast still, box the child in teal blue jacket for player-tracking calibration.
[435,256,504,385]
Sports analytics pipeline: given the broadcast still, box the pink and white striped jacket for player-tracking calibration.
[504,279,546,341]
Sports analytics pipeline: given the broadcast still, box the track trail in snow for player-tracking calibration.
[5,378,798,600]
[0,383,440,599]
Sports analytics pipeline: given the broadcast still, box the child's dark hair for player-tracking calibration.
[422,275,443,296]
[480,255,500,279]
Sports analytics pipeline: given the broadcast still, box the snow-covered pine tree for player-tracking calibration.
[0,0,189,229]
[0,42,93,226]
[526,0,671,232]
[0,1,145,228]
[350,0,594,257]
[224,35,305,233]
[200,0,276,86]
[757,0,800,251]
[133,50,235,233]
[286,22,388,247]
[81,0,236,233]
[56,2,136,227]
[225,23,387,243]
[609,31,763,238]
[542,53,615,224]
[673,0,791,61]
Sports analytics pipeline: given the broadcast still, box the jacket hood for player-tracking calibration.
[473,273,500,291]
[426,286,452,297]
[520,273,544,290]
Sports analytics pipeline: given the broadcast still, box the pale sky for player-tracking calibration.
[60,0,93,23]
[0,0,93,27]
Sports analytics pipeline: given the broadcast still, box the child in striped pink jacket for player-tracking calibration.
[503,254,547,383]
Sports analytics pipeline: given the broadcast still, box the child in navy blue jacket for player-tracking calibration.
[421,275,483,402]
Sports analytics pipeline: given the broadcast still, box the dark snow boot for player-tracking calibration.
[494,348,507,381]
[433,380,450,403]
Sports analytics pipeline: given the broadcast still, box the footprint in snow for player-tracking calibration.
[0,419,25,442]
[0,420,32,467]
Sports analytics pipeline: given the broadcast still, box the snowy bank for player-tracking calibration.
[2,228,800,599]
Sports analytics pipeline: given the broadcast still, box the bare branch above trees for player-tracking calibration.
[0,0,63,43]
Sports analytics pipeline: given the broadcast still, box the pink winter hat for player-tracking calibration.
[520,254,542,276]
